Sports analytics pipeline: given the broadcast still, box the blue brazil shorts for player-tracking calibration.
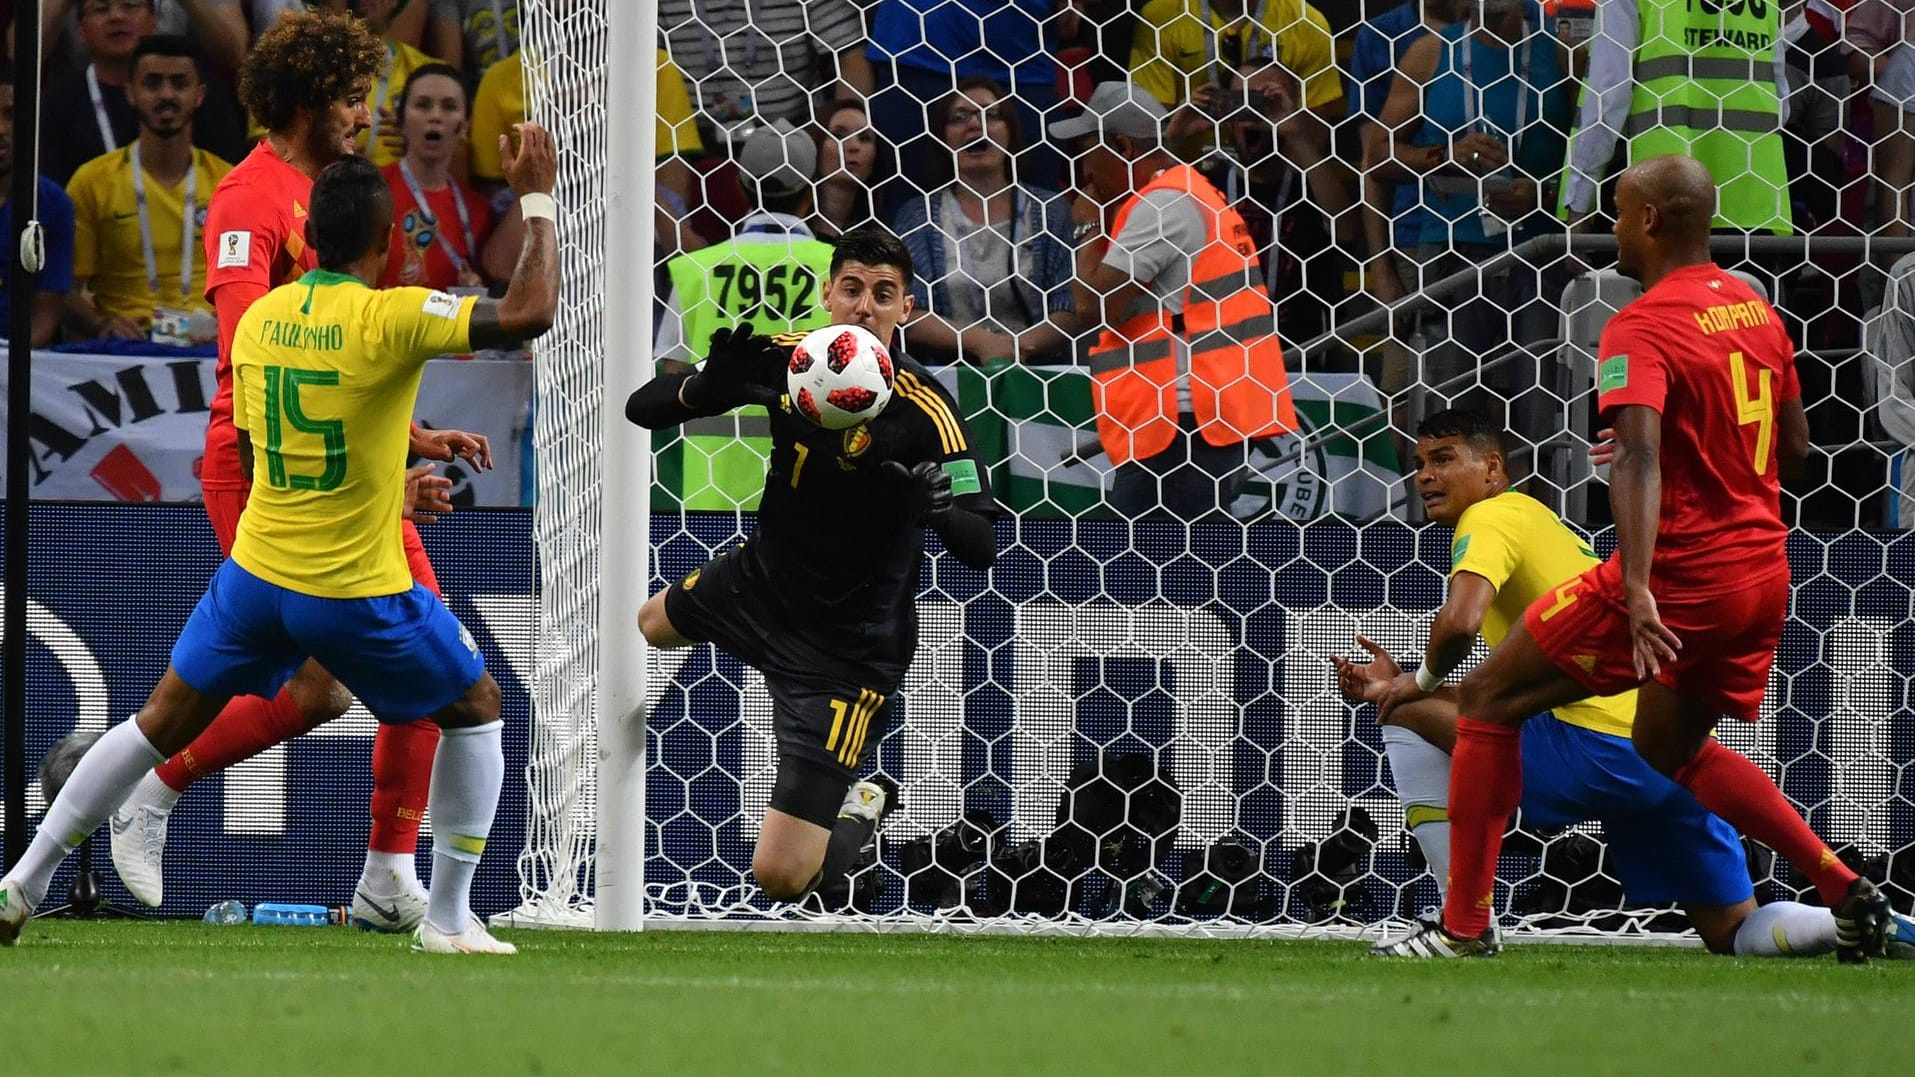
[173,559,485,721]
[1519,712,1754,908]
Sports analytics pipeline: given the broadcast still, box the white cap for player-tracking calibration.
[736,118,818,198]
[1047,81,1169,142]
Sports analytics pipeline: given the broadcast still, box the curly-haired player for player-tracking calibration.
[107,10,494,933]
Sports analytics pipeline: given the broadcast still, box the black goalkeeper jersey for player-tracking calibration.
[734,351,995,677]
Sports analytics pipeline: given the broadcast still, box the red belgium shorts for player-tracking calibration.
[1524,559,1787,721]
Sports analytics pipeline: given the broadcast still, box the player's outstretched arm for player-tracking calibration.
[469,123,561,351]
[403,463,455,523]
[1334,635,1401,704]
[625,329,784,430]
[1378,572,1494,720]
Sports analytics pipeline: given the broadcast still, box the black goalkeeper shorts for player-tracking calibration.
[663,545,896,824]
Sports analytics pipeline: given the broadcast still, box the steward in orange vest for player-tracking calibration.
[1085,163,1300,468]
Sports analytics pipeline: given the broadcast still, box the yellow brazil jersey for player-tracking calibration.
[67,145,232,323]
[1449,491,1637,737]
[229,271,477,599]
[1129,0,1342,112]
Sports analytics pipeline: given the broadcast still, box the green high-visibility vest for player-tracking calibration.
[1604,0,1790,233]
[662,235,834,510]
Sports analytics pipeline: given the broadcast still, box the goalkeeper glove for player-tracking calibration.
[683,326,782,410]
[882,459,955,524]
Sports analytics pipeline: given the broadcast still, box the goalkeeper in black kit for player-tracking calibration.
[626,226,998,904]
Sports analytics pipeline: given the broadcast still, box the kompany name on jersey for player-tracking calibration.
[217,230,251,269]
[422,291,462,320]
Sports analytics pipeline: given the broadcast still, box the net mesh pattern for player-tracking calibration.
[507,0,1915,937]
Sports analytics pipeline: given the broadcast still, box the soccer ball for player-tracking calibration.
[786,324,894,430]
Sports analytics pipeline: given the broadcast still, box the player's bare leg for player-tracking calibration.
[116,531,446,917]
[111,658,348,906]
[1682,899,1762,954]
[2,670,232,945]
[1680,897,1878,958]
[756,811,836,900]
[1631,682,1888,962]
[412,672,516,955]
[1372,621,1587,958]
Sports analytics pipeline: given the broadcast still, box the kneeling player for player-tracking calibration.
[1345,411,1911,958]
[625,226,998,903]
[1,128,562,953]
[1345,649,1914,957]
[1377,160,1891,961]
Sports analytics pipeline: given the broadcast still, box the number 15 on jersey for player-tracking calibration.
[259,364,347,491]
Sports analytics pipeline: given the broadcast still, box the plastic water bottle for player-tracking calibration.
[251,902,348,927]
[202,900,247,925]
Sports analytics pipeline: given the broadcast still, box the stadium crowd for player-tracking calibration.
[0,0,521,351]
[0,0,1909,522]
[639,0,1915,525]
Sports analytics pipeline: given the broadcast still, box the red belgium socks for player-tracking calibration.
[153,686,313,793]
[1443,717,1524,939]
[369,720,442,854]
[1674,739,1857,906]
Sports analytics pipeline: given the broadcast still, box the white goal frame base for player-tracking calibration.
[491,901,1707,948]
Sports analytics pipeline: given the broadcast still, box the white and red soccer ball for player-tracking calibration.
[786,324,894,430]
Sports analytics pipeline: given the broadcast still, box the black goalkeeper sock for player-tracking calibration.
[819,812,878,890]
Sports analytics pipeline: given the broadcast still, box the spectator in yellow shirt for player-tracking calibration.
[1128,0,1353,239]
[65,35,232,345]
[474,49,707,276]
[422,0,518,84]
[465,50,523,190]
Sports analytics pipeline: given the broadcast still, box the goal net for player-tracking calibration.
[504,0,1915,939]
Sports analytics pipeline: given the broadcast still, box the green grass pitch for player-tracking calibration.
[2,922,1906,1075]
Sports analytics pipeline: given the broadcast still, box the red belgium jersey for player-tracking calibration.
[200,141,320,491]
[1595,263,1801,594]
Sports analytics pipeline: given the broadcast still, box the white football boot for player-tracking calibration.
[0,877,34,946]
[840,778,893,824]
[351,878,430,933]
[108,799,173,907]
[411,917,518,955]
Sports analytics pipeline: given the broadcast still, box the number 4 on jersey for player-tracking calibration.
[1728,350,1773,475]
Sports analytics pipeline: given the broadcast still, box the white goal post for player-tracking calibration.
[503,0,652,930]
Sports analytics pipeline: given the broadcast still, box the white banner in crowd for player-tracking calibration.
[973,369,1406,522]
[0,353,533,506]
